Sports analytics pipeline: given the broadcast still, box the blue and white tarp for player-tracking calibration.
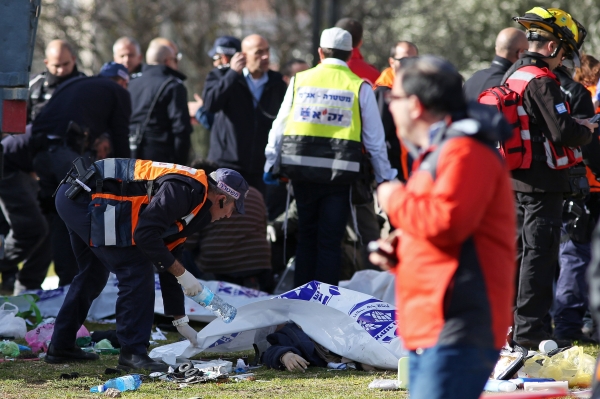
[28,274,271,322]
[149,281,407,369]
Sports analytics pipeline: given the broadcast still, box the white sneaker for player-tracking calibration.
[12,280,27,296]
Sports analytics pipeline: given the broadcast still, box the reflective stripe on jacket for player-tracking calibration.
[281,63,363,184]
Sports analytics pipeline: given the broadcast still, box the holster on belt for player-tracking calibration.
[54,157,96,200]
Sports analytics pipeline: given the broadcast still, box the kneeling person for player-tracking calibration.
[45,159,248,372]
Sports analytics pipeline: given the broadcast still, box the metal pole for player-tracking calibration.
[312,0,322,65]
[328,0,340,27]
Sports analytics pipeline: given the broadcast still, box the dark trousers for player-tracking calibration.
[51,184,155,355]
[26,146,80,286]
[514,191,563,341]
[158,271,185,317]
[0,171,47,272]
[292,182,351,286]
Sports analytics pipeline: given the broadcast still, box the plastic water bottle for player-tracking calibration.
[89,374,142,393]
[189,285,237,323]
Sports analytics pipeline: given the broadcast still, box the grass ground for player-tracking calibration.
[0,321,408,399]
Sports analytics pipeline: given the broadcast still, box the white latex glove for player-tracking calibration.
[266,225,277,242]
[281,352,309,372]
[176,323,199,346]
[175,270,202,296]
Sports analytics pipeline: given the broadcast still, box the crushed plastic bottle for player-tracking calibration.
[189,285,237,323]
[89,374,142,393]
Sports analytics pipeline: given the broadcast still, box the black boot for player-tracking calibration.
[45,343,99,363]
[118,351,168,372]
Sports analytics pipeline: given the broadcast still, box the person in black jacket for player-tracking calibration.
[128,42,192,165]
[27,63,131,290]
[552,64,600,343]
[202,34,287,196]
[27,40,87,123]
[463,28,528,100]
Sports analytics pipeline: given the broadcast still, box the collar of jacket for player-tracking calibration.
[45,64,83,87]
[236,69,282,90]
[350,47,363,60]
[141,64,187,81]
[518,52,551,69]
[373,67,394,89]
[490,55,512,71]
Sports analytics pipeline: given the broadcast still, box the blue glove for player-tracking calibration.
[263,172,280,185]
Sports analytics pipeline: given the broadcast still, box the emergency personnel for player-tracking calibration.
[28,40,86,123]
[507,7,596,348]
[552,21,600,343]
[46,161,248,372]
[264,27,396,286]
[128,42,192,165]
[463,28,528,100]
[25,62,131,290]
[373,41,419,180]
[370,55,516,399]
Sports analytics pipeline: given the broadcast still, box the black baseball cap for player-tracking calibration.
[209,168,249,214]
[207,36,241,58]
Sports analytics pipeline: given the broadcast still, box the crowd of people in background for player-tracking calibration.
[5,6,600,397]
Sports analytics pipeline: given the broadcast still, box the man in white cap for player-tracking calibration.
[263,27,396,287]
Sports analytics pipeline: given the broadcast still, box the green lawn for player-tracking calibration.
[0,321,408,399]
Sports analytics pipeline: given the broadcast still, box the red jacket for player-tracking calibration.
[347,48,380,85]
[388,134,516,350]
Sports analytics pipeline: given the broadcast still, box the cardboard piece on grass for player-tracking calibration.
[149,281,407,370]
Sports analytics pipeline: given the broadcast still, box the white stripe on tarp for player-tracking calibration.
[104,158,116,178]
[104,204,116,246]
[281,154,360,172]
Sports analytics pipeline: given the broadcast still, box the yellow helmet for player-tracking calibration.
[513,7,582,64]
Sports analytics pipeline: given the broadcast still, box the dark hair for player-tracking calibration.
[390,41,419,57]
[190,158,219,174]
[397,56,466,117]
[281,58,309,77]
[335,18,362,48]
[321,47,352,62]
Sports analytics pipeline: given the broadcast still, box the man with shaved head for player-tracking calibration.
[27,39,86,122]
[203,33,287,204]
[113,36,143,77]
[463,27,528,100]
[128,40,192,165]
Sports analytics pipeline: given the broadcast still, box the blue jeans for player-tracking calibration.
[409,344,499,399]
[292,182,351,286]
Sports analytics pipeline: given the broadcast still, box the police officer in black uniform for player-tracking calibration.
[128,42,192,165]
[463,28,528,100]
[27,62,131,289]
[27,39,86,123]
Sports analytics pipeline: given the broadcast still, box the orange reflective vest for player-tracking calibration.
[504,65,583,170]
[89,159,208,250]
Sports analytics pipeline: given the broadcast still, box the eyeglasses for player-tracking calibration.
[384,92,410,105]
[391,57,407,63]
[212,54,222,61]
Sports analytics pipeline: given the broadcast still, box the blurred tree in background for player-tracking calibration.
[33,0,600,159]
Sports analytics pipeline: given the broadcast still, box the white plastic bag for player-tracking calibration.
[0,302,27,339]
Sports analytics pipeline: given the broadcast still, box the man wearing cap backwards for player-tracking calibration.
[506,7,597,348]
[45,159,249,372]
[24,62,131,292]
[264,28,396,287]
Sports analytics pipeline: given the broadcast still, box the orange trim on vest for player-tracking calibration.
[373,67,395,89]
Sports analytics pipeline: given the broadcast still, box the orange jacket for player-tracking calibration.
[388,135,516,350]
[347,48,380,85]
[373,66,395,89]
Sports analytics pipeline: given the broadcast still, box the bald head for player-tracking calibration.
[44,40,76,77]
[241,34,270,77]
[148,38,179,70]
[389,41,419,69]
[495,28,528,63]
